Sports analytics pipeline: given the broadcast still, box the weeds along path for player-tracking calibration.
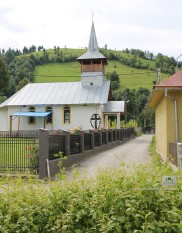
[66,134,153,180]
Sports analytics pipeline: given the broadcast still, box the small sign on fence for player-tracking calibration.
[162,176,176,186]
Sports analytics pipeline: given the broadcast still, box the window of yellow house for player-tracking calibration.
[28,107,36,124]
[64,106,70,124]
[46,106,52,124]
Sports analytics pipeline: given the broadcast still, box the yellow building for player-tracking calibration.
[149,70,182,166]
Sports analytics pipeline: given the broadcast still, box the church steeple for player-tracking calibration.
[88,21,99,53]
[77,20,108,87]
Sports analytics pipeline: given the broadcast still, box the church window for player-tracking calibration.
[46,106,52,124]
[64,106,70,124]
[28,107,36,124]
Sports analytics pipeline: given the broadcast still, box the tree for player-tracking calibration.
[0,57,9,92]
[23,46,29,54]
[139,105,155,128]
[5,49,15,65]
[29,45,36,53]
[16,77,29,92]
[106,71,120,91]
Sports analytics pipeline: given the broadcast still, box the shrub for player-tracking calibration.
[0,137,182,232]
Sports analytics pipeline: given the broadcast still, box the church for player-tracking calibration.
[0,21,125,132]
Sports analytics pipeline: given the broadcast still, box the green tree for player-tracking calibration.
[16,77,29,92]
[5,49,15,65]
[106,71,120,90]
[0,57,9,92]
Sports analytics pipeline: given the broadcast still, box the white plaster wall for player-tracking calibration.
[68,104,102,130]
[0,108,8,131]
[0,104,104,131]
[56,104,103,131]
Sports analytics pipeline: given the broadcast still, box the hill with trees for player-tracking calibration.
[0,46,181,127]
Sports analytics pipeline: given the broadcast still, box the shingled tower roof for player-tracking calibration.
[77,21,107,63]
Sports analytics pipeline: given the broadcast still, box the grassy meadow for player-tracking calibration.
[34,60,170,90]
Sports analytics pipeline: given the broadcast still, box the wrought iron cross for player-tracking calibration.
[90,113,101,129]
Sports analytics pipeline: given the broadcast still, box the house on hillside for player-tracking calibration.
[0,21,125,132]
[149,70,182,166]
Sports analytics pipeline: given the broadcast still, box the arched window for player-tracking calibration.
[46,106,52,124]
[64,106,70,124]
[28,106,35,124]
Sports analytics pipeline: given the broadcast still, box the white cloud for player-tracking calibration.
[0,0,182,60]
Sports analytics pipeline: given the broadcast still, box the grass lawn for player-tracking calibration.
[0,137,38,173]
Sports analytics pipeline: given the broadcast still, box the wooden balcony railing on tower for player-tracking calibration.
[81,64,104,73]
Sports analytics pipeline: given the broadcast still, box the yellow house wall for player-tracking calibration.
[166,91,182,145]
[155,96,168,158]
[155,90,182,159]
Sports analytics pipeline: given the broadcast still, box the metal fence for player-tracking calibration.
[84,133,92,150]
[49,135,65,160]
[70,134,81,155]
[0,131,39,174]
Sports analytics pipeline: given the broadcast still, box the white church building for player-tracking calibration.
[0,21,125,132]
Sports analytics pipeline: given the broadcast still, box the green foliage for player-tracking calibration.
[26,139,39,173]
[113,87,154,127]
[16,77,29,92]
[106,71,120,90]
[120,119,138,128]
[0,138,182,232]
[54,151,67,181]
[0,57,9,92]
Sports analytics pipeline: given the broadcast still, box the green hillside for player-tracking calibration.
[34,60,169,90]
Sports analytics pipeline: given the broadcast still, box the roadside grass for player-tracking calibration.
[0,137,181,232]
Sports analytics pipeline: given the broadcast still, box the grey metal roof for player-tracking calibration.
[77,21,106,60]
[103,101,125,113]
[0,81,111,107]
[88,21,98,52]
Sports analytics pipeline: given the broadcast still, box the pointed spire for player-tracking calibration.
[88,21,99,52]
[77,19,107,62]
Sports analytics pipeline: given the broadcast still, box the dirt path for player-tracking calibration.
[66,134,153,179]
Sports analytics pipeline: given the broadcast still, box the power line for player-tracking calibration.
[34,71,157,78]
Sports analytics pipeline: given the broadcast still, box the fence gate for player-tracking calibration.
[0,132,39,174]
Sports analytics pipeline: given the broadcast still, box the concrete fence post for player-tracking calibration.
[39,128,49,179]
[63,131,70,156]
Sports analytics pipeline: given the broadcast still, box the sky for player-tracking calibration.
[1,0,182,60]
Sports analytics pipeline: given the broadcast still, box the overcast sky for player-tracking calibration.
[1,0,182,60]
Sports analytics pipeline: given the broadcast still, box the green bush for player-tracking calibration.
[0,137,182,232]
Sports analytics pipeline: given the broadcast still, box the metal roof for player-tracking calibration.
[12,112,51,117]
[0,81,111,107]
[77,21,106,61]
[155,70,182,88]
[103,101,125,113]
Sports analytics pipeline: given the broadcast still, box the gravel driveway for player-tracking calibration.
[67,134,153,179]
